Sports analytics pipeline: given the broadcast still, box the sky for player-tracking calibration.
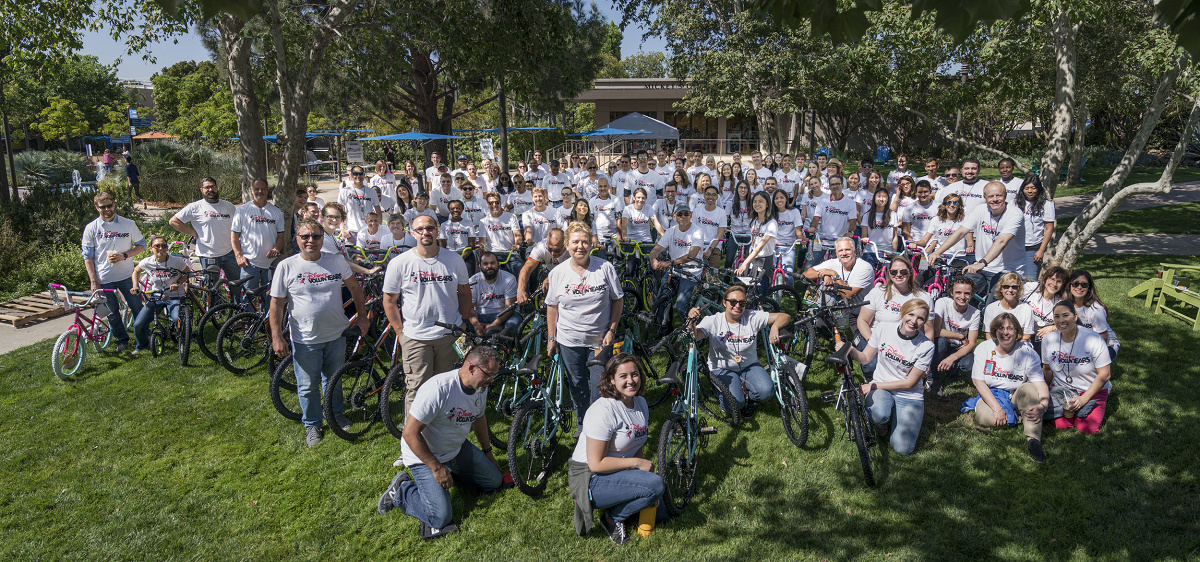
[80,2,665,81]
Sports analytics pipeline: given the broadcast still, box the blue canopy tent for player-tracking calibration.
[358,132,464,141]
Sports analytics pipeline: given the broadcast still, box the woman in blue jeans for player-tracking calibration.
[568,354,667,544]
[839,298,935,455]
[688,285,791,418]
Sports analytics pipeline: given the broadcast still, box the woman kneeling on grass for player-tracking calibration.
[1040,301,1112,434]
[839,298,935,455]
[960,312,1050,463]
[568,354,667,545]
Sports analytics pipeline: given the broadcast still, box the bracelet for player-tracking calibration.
[481,447,492,454]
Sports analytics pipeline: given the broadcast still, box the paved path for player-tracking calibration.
[1052,180,1200,218]
[0,314,79,356]
[1082,233,1200,255]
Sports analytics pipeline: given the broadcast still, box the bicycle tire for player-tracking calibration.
[150,329,165,358]
[507,400,558,497]
[637,345,676,409]
[196,303,239,363]
[486,373,530,449]
[620,280,643,313]
[177,305,192,366]
[753,296,781,313]
[51,329,86,380]
[379,363,407,440]
[847,387,877,487]
[216,311,270,374]
[269,354,302,421]
[656,414,696,516]
[323,359,382,441]
[698,367,742,426]
[790,319,817,365]
[779,371,809,448]
[93,316,113,351]
[766,284,801,319]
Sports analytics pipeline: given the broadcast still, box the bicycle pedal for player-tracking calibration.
[820,390,837,403]
[699,426,718,435]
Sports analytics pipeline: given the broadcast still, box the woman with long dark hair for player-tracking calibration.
[1019,175,1055,281]
[1064,270,1119,359]
[1040,301,1112,435]
[735,191,779,294]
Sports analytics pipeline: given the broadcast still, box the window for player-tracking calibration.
[725,116,759,154]
[664,111,717,153]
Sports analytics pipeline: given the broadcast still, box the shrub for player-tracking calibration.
[0,244,92,302]
[13,150,95,186]
[128,140,243,204]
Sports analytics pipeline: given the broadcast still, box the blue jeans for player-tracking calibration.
[292,337,347,428]
[477,312,520,334]
[1020,249,1041,281]
[201,251,243,302]
[934,337,973,377]
[964,269,1004,306]
[712,364,773,410]
[101,277,142,345]
[864,389,924,455]
[560,345,605,426]
[589,468,667,523]
[674,277,697,320]
[854,333,878,375]
[133,297,180,351]
[776,245,796,274]
[241,265,273,311]
[394,441,502,529]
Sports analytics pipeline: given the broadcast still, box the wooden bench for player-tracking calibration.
[1131,263,1200,329]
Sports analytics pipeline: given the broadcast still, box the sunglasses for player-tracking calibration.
[675,211,691,216]
[152,244,168,248]
[1001,284,1020,290]
[725,299,749,308]
[888,269,910,277]
[947,173,960,177]
[96,204,115,210]
[297,233,321,240]
[352,172,364,176]
[1070,282,1091,289]
[945,201,961,206]
[588,166,597,170]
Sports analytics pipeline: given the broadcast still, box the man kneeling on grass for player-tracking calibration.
[377,346,507,539]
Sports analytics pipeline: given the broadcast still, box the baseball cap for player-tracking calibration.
[457,154,468,160]
[672,202,692,215]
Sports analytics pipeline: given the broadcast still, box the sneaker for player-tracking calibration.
[334,413,353,432]
[129,348,141,355]
[116,342,128,352]
[601,515,630,545]
[419,521,458,540]
[305,426,323,447]
[740,404,756,420]
[377,471,411,515]
[392,456,404,468]
[1027,438,1046,463]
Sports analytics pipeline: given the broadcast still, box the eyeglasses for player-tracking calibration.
[664,191,677,195]
[888,269,910,277]
[829,182,843,187]
[352,172,364,176]
[152,244,168,248]
[725,299,749,308]
[413,226,437,233]
[548,246,565,254]
[471,363,500,380]
[1070,282,1091,289]
[96,204,114,210]
[297,233,321,240]
[1001,284,1019,290]
[462,185,474,190]
[323,215,343,220]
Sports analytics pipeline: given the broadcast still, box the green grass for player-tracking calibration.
[1059,202,1200,235]
[3,255,1199,560]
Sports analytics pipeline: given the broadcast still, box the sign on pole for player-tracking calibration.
[130,126,137,136]
[345,140,364,163]
[128,109,138,119]
[130,118,152,127]
[480,138,495,161]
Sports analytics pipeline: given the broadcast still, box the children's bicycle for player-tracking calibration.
[46,284,116,380]
[141,290,193,365]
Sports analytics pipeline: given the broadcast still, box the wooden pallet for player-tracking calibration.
[0,293,91,328]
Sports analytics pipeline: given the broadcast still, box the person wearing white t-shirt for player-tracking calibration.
[370,160,397,213]
[648,202,705,321]
[470,252,520,335]
[982,272,1036,340]
[380,215,417,253]
[997,158,1024,205]
[130,235,189,353]
[929,181,1024,304]
[627,150,663,207]
[809,175,860,268]
[736,192,780,295]
[620,188,655,244]
[886,154,916,191]
[567,355,666,544]
[772,155,802,197]
[269,219,368,446]
[1065,270,1120,359]
[403,194,439,230]
[516,228,567,304]
[1017,176,1056,281]
[609,155,632,201]
[840,300,935,455]
[900,181,938,249]
[521,188,558,246]
[424,152,444,187]
[915,192,972,257]
[83,191,146,351]
[546,222,624,429]
[1040,301,1112,435]
[477,192,522,252]
[770,189,804,272]
[651,183,682,236]
[929,278,981,396]
[376,347,505,539]
[688,285,790,416]
[801,237,875,307]
[916,156,949,190]
[337,165,384,240]
[383,214,476,415]
[692,184,729,265]
[505,177,535,216]
[969,312,1049,462]
[355,212,388,251]
[1022,266,1067,353]
[589,178,625,245]
[541,160,572,206]
[935,158,987,216]
[438,201,479,270]
[859,187,900,263]
[170,177,237,296]
[457,183,487,225]
[231,178,286,296]
[857,257,936,376]
[450,154,470,179]
[428,174,463,221]
[749,151,770,187]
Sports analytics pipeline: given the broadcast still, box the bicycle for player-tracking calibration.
[762,322,810,448]
[140,290,193,365]
[46,284,116,380]
[214,283,287,375]
[507,349,572,497]
[321,321,406,441]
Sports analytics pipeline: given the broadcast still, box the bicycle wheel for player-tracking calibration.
[767,284,801,318]
[93,316,113,351]
[197,303,239,363]
[847,387,877,487]
[323,359,382,441]
[269,354,302,421]
[779,371,809,448]
[790,320,817,365]
[51,329,86,380]
[753,296,781,313]
[177,305,193,366]
[656,414,696,516]
[620,280,642,313]
[507,400,558,497]
[486,373,527,449]
[698,367,742,426]
[150,329,166,358]
[379,363,407,440]
[216,312,270,374]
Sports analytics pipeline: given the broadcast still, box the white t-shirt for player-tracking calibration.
[938,179,987,217]
[1040,327,1112,393]
[460,197,487,225]
[541,173,573,202]
[401,370,488,466]
[590,195,625,240]
[972,339,1043,393]
[521,208,558,244]
[627,169,664,208]
[725,201,752,234]
[439,219,477,252]
[651,198,680,233]
[966,204,1025,274]
[982,301,1036,336]
[773,169,802,194]
[231,201,285,268]
[902,200,938,242]
[1000,176,1024,206]
[886,168,916,190]
[526,241,568,268]
[927,217,967,255]
[813,257,875,306]
[1021,284,1056,332]
[917,175,949,190]
[383,248,469,340]
[863,286,934,332]
[933,297,981,347]
[544,258,623,348]
[424,165,441,187]
[355,227,388,251]
[82,215,145,284]
[470,270,517,316]
[773,208,803,247]
[173,199,236,257]
[692,205,728,244]
[750,166,769,188]
[269,253,352,344]
[570,396,650,464]
[320,231,348,257]
[698,310,771,371]
[1075,301,1118,347]
[478,212,520,252]
[867,323,934,401]
[657,224,705,273]
[860,208,898,249]
[554,206,574,229]
[506,190,535,216]
[749,218,779,257]
[575,175,602,200]
[337,186,380,235]
[848,187,873,210]
[1021,200,1056,247]
[402,208,439,229]
[380,232,417,251]
[623,205,655,243]
[812,193,858,243]
[797,192,823,229]
[428,186,463,216]
[370,172,396,211]
[137,254,189,297]
[609,169,631,200]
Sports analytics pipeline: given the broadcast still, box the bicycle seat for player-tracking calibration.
[586,355,607,369]
[515,355,541,376]
[825,342,852,366]
[227,276,257,288]
[248,285,271,299]
[658,361,680,385]
[342,325,362,339]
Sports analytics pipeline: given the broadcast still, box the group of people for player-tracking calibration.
[78,147,1119,544]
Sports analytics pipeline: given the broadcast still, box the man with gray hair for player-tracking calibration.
[928,181,1024,303]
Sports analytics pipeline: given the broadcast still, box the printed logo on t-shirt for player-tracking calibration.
[718,331,755,345]
[1049,350,1092,365]
[672,237,693,249]
[204,210,231,219]
[696,215,721,228]
[880,300,902,314]
[485,222,510,233]
[565,280,607,296]
[249,214,276,224]
[823,204,851,217]
[410,270,455,284]
[979,219,1001,240]
[988,364,1025,382]
[101,230,130,239]
[881,343,916,369]
[624,423,648,439]
[446,406,479,424]
[296,271,343,284]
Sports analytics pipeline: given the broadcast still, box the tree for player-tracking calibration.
[601,22,623,60]
[31,96,88,149]
[623,51,667,78]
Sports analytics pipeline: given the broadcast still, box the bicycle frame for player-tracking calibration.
[49,285,114,344]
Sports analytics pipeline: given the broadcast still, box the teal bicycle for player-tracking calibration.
[507,349,572,497]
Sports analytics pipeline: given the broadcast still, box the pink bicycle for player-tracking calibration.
[47,284,117,380]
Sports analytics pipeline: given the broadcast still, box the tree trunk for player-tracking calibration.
[1066,98,1088,186]
[0,97,13,204]
[217,14,266,202]
[1040,7,1079,198]
[754,98,778,155]
[499,78,509,171]
[1048,57,1186,271]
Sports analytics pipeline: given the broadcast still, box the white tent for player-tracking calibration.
[602,112,679,140]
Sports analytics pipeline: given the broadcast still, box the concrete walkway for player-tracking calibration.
[1082,233,1200,255]
[1052,180,1200,218]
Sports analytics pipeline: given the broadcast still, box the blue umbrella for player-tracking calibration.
[567,127,652,137]
[359,132,465,141]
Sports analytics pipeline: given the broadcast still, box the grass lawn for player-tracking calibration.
[1060,202,1200,235]
[2,255,1199,560]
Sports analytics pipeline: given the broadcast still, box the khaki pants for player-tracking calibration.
[400,333,459,415]
[975,382,1042,440]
